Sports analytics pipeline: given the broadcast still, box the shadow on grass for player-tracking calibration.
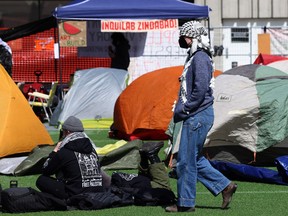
[196,205,223,210]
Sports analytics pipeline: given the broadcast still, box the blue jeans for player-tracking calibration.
[176,105,230,208]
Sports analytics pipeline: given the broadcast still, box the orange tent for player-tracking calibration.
[213,69,222,77]
[111,66,222,140]
[0,65,53,158]
[111,66,183,140]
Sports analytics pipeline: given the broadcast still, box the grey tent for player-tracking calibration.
[204,64,288,165]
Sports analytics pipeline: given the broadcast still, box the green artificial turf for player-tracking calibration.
[1,129,288,215]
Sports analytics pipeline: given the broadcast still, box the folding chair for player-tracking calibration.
[28,82,58,122]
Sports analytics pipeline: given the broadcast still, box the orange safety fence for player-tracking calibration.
[6,27,111,84]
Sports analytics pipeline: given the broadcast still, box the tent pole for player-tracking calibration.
[53,23,58,82]
[56,19,63,100]
[207,17,211,41]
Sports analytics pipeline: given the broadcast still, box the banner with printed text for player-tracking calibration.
[101,19,178,32]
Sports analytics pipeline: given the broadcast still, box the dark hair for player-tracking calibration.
[111,33,130,48]
[0,45,12,77]
[111,32,125,41]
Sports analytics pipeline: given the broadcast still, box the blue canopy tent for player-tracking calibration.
[53,0,210,20]
[52,0,211,99]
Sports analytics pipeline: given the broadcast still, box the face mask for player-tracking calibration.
[178,36,188,49]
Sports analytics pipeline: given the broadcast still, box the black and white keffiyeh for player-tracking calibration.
[59,132,97,150]
[179,20,213,55]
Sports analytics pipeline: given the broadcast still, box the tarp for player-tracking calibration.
[53,0,210,20]
[210,160,288,185]
[14,139,143,176]
[57,68,128,128]
[205,64,288,165]
[0,16,57,42]
[0,65,53,158]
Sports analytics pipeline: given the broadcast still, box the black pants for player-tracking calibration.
[36,175,68,199]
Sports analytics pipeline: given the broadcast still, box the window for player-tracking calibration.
[231,28,249,42]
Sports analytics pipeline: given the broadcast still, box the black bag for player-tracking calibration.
[1,187,67,213]
[67,187,134,210]
[134,187,177,206]
[111,172,151,189]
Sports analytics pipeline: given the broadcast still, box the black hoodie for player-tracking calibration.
[43,137,103,197]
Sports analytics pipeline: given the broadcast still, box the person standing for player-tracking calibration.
[165,21,237,212]
[108,33,130,71]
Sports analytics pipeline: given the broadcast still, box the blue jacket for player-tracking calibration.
[173,49,214,123]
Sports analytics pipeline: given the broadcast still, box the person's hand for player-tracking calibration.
[53,141,62,152]
[172,100,176,112]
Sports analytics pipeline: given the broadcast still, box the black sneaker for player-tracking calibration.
[168,169,178,179]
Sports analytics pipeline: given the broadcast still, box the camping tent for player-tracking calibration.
[0,65,53,158]
[53,0,210,20]
[253,53,288,65]
[267,60,288,74]
[57,68,128,128]
[111,66,182,140]
[205,64,288,165]
[111,67,223,140]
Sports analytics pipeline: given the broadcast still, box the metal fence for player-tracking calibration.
[8,25,288,85]
[211,26,288,72]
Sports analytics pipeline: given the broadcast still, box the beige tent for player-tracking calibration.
[0,65,53,158]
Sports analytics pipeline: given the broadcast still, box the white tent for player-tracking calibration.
[58,68,128,128]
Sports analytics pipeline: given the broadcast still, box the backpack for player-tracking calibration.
[1,187,67,213]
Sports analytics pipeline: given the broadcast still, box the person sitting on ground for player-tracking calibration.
[36,116,103,200]
[38,116,174,207]
[67,140,176,209]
